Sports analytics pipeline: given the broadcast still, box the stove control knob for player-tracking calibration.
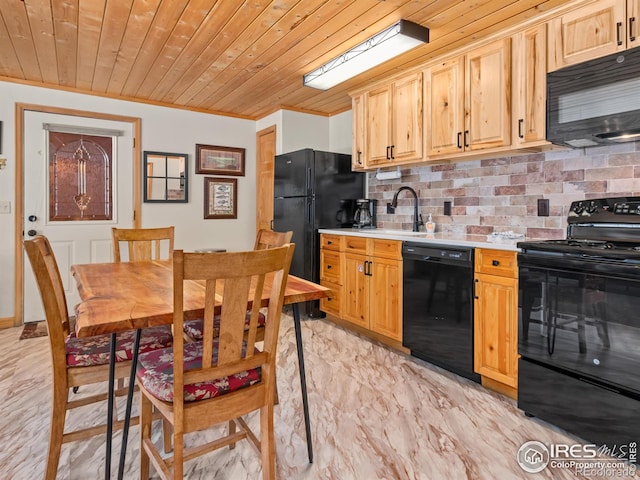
[586,201,598,214]
[573,202,585,215]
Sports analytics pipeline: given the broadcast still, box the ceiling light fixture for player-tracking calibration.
[303,20,429,90]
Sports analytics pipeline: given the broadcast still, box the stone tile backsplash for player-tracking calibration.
[367,142,640,239]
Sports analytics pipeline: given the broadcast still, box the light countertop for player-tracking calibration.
[318,228,525,251]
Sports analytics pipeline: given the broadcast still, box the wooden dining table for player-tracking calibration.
[71,259,330,479]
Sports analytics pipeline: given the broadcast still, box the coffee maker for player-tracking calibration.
[353,199,377,228]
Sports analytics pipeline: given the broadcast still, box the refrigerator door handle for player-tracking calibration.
[307,168,312,193]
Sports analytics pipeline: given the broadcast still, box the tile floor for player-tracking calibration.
[0,313,637,479]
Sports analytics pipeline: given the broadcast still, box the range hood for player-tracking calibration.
[547,47,640,148]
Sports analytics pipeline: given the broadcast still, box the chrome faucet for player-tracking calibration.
[387,186,424,232]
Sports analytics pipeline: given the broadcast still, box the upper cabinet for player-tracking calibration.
[426,38,511,157]
[512,24,548,146]
[354,71,423,168]
[548,0,640,71]
[352,94,366,171]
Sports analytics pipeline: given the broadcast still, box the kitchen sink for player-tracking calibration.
[365,229,427,236]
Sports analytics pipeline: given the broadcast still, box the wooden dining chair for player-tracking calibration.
[182,229,293,342]
[112,226,175,262]
[137,244,294,479]
[23,235,174,480]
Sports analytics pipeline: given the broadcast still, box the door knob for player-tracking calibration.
[27,229,37,237]
[28,215,37,222]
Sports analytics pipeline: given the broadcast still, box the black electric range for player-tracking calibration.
[516,197,640,451]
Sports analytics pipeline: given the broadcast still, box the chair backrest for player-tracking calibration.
[23,236,71,371]
[254,229,293,250]
[171,244,294,406]
[112,226,175,262]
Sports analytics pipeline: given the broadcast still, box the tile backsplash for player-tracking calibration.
[367,142,640,239]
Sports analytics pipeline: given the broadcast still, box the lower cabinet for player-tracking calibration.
[320,234,403,346]
[473,248,519,398]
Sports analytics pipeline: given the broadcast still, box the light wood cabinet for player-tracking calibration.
[320,234,403,343]
[319,234,343,317]
[352,94,366,170]
[474,248,518,398]
[548,0,640,71]
[512,24,548,147]
[343,237,402,340]
[359,71,423,167]
[426,38,511,157]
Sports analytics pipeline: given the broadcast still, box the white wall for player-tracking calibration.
[0,80,256,317]
[0,80,350,319]
[329,110,353,154]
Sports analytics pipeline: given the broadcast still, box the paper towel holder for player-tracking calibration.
[375,166,402,181]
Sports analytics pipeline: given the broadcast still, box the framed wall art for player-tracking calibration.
[195,144,245,176]
[204,177,237,219]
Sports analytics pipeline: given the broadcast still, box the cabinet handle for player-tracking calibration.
[457,132,462,149]
[357,151,362,165]
[518,119,524,139]
[630,17,636,42]
[327,240,333,245]
[386,146,391,160]
[617,21,623,45]
[492,260,500,266]
[390,145,395,159]
[473,278,479,300]
[365,260,372,276]
[464,130,470,147]
[327,264,332,269]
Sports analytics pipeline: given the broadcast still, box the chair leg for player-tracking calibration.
[139,393,152,480]
[45,386,68,480]
[162,418,172,453]
[273,372,279,405]
[260,403,275,480]
[173,427,184,479]
[228,420,237,449]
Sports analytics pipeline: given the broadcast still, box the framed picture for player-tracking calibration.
[204,177,237,219]
[195,144,245,176]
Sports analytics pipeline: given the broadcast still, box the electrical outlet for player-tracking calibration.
[444,201,452,216]
[0,201,10,214]
[537,198,549,216]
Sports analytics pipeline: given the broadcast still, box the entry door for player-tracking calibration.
[23,111,135,323]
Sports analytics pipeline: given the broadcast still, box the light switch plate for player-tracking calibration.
[0,201,11,214]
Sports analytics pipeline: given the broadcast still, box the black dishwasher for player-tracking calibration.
[402,242,480,383]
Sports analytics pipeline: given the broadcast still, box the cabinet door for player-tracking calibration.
[426,58,465,156]
[513,25,547,146]
[548,0,626,71]
[352,94,366,170]
[474,273,518,388]
[630,0,640,49]
[366,85,392,165]
[391,72,423,162]
[369,257,402,341]
[343,253,369,329]
[465,38,511,151]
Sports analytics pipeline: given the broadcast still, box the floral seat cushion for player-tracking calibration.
[136,341,261,402]
[66,326,173,367]
[183,311,265,341]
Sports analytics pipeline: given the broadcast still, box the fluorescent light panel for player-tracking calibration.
[303,20,429,90]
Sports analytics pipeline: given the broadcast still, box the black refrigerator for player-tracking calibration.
[273,149,365,317]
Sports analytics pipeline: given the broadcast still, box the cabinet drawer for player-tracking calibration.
[371,238,402,259]
[320,281,341,317]
[344,236,368,255]
[475,249,517,277]
[320,251,341,283]
[321,234,342,251]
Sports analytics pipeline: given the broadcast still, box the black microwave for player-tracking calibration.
[547,47,640,148]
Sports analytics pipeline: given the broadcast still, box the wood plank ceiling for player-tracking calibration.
[0,0,572,120]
